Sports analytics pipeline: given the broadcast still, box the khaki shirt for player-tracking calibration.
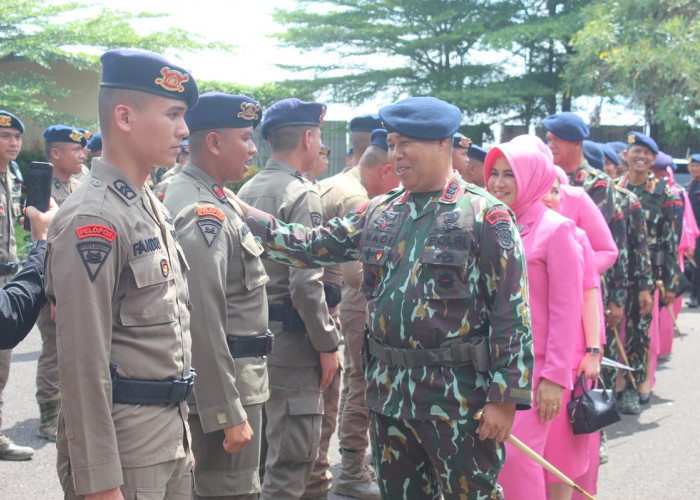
[318,167,368,313]
[0,167,20,285]
[52,175,81,206]
[238,158,340,364]
[45,158,192,495]
[164,162,270,433]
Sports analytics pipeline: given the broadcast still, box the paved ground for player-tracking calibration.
[0,304,698,498]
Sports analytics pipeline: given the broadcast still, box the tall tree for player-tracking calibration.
[1,0,223,126]
[565,0,700,145]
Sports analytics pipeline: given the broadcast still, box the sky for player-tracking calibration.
[89,0,643,128]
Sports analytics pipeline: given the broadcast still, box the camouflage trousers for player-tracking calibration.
[369,411,504,500]
[603,286,652,388]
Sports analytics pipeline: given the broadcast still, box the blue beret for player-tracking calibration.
[607,141,627,156]
[379,97,461,140]
[0,111,24,133]
[87,132,102,152]
[652,151,675,171]
[370,128,388,150]
[100,48,198,109]
[467,144,487,162]
[349,114,382,132]
[626,131,659,155]
[543,112,589,141]
[185,92,262,133]
[582,141,604,170]
[260,98,327,140]
[43,125,87,147]
[690,153,700,163]
[452,133,471,149]
[346,147,354,157]
[600,142,619,166]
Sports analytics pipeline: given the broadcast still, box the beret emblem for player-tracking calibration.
[319,106,327,124]
[0,116,10,127]
[459,137,471,148]
[627,133,636,144]
[155,67,189,93]
[69,130,84,143]
[238,102,261,121]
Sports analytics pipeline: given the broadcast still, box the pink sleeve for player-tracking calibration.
[578,230,599,291]
[541,219,582,390]
[574,190,618,274]
[680,191,700,253]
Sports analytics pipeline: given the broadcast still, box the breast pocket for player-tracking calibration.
[359,246,390,298]
[240,229,269,290]
[420,248,471,300]
[119,252,177,326]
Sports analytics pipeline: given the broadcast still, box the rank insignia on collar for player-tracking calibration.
[160,258,170,277]
[440,180,460,202]
[154,67,189,93]
[574,170,586,183]
[0,116,10,127]
[77,241,113,281]
[53,178,62,189]
[238,102,261,121]
[69,130,84,143]
[197,218,222,247]
[212,184,227,201]
[113,180,137,200]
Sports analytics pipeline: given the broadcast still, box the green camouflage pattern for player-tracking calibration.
[370,412,504,499]
[245,178,534,421]
[568,162,617,223]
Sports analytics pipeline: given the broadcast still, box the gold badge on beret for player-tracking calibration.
[460,137,472,148]
[0,116,10,127]
[238,102,261,121]
[155,67,189,93]
[627,133,636,144]
[69,130,84,143]
[319,106,327,125]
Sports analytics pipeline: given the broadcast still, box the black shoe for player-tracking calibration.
[686,298,699,308]
[638,392,651,405]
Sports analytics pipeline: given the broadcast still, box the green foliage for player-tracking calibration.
[0,0,226,126]
[565,0,700,145]
[198,81,315,109]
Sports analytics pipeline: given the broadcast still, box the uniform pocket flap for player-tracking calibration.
[129,252,174,288]
[287,387,323,416]
[421,247,470,266]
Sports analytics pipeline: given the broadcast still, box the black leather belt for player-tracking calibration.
[226,331,274,358]
[0,261,19,276]
[110,363,196,405]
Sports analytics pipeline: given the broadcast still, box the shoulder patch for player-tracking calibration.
[196,206,225,221]
[310,211,323,227]
[494,221,514,250]
[197,219,223,247]
[593,179,608,189]
[113,180,137,200]
[663,200,675,208]
[614,210,625,220]
[631,201,641,211]
[485,207,511,225]
[76,225,117,242]
[77,241,112,282]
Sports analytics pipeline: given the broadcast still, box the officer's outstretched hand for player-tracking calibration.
[223,187,252,217]
[24,197,58,241]
[223,420,254,453]
[85,486,124,500]
[476,402,515,442]
[319,351,339,390]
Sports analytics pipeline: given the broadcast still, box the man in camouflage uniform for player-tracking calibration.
[616,131,679,413]
[34,124,88,441]
[164,92,271,499]
[687,154,700,307]
[231,97,534,499]
[237,98,341,500]
[0,110,35,460]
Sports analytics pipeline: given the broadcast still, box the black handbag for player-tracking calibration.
[567,374,621,435]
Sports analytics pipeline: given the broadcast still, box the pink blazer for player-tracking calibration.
[520,202,583,390]
[559,184,618,274]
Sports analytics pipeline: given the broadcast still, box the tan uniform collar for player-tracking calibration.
[265,158,306,180]
[91,158,143,206]
[181,161,227,202]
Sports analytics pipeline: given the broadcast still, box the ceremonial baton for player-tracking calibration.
[612,327,637,389]
[655,280,683,340]
[474,410,595,500]
[601,356,635,372]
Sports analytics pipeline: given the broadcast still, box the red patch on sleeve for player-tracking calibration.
[196,206,225,221]
[593,179,608,189]
[631,201,641,211]
[486,209,510,225]
[614,210,625,220]
[76,225,117,242]
[574,170,586,182]
[663,200,675,208]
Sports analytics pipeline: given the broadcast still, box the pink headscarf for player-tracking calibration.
[484,134,556,219]
[553,165,569,185]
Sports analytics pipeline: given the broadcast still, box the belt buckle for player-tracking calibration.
[387,348,406,367]
[168,379,189,405]
[264,331,274,355]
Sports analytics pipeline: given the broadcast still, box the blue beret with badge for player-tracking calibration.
[260,98,327,140]
[43,125,87,147]
[185,92,262,133]
[379,96,461,140]
[100,48,198,109]
[349,114,382,132]
[652,151,675,170]
[0,111,25,133]
[87,132,102,152]
[370,129,388,150]
[626,131,658,155]
[582,140,604,170]
[467,144,487,162]
[606,141,627,157]
[690,153,700,163]
[543,112,590,141]
[600,142,619,166]
[452,133,471,149]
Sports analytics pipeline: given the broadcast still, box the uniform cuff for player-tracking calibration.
[198,400,248,434]
[72,457,123,496]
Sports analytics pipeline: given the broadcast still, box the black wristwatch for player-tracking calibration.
[585,347,601,355]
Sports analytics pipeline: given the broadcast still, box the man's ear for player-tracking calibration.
[206,131,221,155]
[302,129,313,151]
[113,104,133,133]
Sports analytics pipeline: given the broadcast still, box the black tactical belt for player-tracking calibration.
[226,331,274,358]
[0,261,20,276]
[367,335,489,371]
[110,363,196,405]
[268,299,306,333]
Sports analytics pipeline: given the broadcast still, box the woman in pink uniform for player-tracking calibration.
[485,135,583,500]
[542,173,603,500]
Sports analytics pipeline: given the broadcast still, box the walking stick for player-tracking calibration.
[655,280,683,340]
[612,327,637,389]
[474,410,596,500]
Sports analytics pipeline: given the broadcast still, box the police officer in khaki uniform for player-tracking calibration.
[348,114,382,168]
[34,124,88,442]
[0,110,35,460]
[237,98,340,500]
[164,92,272,500]
[45,48,197,499]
